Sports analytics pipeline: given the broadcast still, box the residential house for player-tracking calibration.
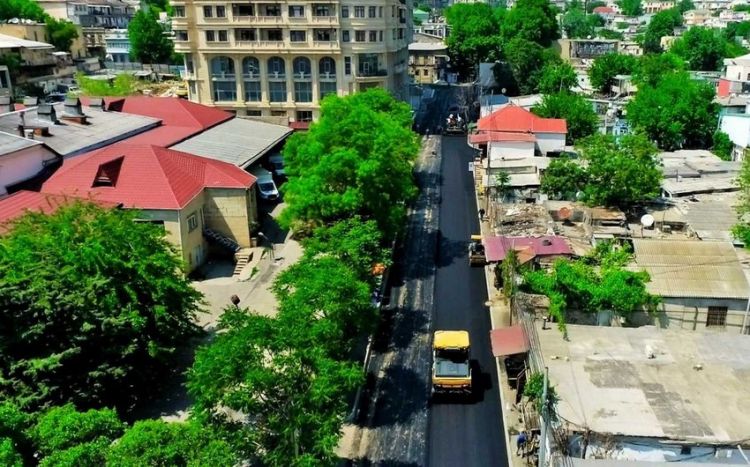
[719,112,750,160]
[592,6,616,22]
[717,53,750,98]
[683,8,712,26]
[556,39,619,66]
[630,238,750,333]
[0,33,77,95]
[584,207,629,241]
[659,149,741,192]
[414,17,448,38]
[408,33,448,84]
[643,0,675,12]
[483,235,573,267]
[40,143,259,271]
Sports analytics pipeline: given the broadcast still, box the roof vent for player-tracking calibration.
[61,97,88,124]
[23,96,38,106]
[37,104,58,123]
[89,97,105,110]
[92,156,124,188]
[542,239,553,246]
[24,128,34,140]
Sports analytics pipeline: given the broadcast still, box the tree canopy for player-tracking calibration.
[0,202,202,410]
[642,8,683,53]
[532,92,598,144]
[631,52,685,87]
[128,8,174,64]
[501,0,560,47]
[562,7,603,39]
[0,0,47,22]
[280,89,419,238]
[670,27,746,71]
[617,0,642,16]
[626,71,718,150]
[712,131,733,161]
[733,153,750,245]
[588,52,638,94]
[538,61,579,94]
[444,3,503,76]
[541,134,662,208]
[45,17,79,52]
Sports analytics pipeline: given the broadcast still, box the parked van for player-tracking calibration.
[250,167,279,201]
[268,154,285,177]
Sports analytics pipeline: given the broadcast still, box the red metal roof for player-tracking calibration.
[41,144,256,210]
[469,132,536,144]
[107,97,232,130]
[593,6,615,13]
[490,326,529,357]
[478,105,567,134]
[0,190,115,226]
[484,235,572,263]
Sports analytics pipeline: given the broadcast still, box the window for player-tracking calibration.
[188,81,196,96]
[296,110,313,122]
[266,29,283,41]
[392,28,397,40]
[706,307,728,328]
[188,213,199,232]
[423,69,429,76]
[203,6,212,17]
[314,4,331,16]
[379,30,383,41]
[379,6,383,17]
[263,4,281,16]
[293,57,311,78]
[315,28,335,41]
[246,110,262,116]
[216,5,226,17]
[271,110,287,117]
[244,81,261,101]
[211,56,236,101]
[173,6,185,16]
[343,30,350,42]
[290,30,306,42]
[218,30,228,42]
[174,30,188,41]
[289,5,304,17]
[233,4,254,16]
[237,28,256,41]
[341,5,349,17]
[269,82,287,102]
[368,6,376,17]
[344,56,351,75]
[205,30,215,41]
[294,81,312,102]
[243,57,261,101]
[268,57,286,76]
[369,30,377,42]
[355,30,365,42]
[319,56,335,76]
[398,28,404,39]
[354,6,365,17]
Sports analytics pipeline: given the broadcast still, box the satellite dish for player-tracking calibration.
[558,206,572,220]
[641,214,655,228]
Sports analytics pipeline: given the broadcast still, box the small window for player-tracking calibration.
[289,5,304,17]
[343,30,350,42]
[706,307,727,328]
[290,30,306,42]
[354,6,365,17]
[341,5,349,18]
[216,5,225,17]
[187,213,199,232]
[203,6,212,17]
[206,30,215,42]
[173,6,185,17]
[379,30,383,42]
[271,110,287,117]
[368,6,376,17]
[246,110,262,116]
[344,56,351,75]
[296,110,313,122]
[218,30,228,42]
[379,6,383,17]
[355,30,365,42]
[369,30,377,42]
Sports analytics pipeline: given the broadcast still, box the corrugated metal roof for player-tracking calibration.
[172,118,293,168]
[631,239,750,299]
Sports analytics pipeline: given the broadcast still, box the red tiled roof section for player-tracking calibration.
[593,6,615,13]
[112,97,233,129]
[41,144,256,210]
[484,235,573,263]
[469,132,536,144]
[0,190,115,226]
[478,105,567,134]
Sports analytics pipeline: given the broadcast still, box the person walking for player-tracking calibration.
[516,431,528,456]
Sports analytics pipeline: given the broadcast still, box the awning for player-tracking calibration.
[490,325,529,357]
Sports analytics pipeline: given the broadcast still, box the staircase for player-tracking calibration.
[203,228,240,253]
[233,249,252,277]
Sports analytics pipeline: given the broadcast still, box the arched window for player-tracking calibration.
[267,57,287,102]
[292,57,312,103]
[242,57,261,102]
[210,56,236,102]
[319,57,337,100]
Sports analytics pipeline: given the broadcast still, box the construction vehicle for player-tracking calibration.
[431,330,472,396]
[468,234,486,266]
[443,111,467,135]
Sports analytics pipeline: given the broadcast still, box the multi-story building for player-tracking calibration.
[408,32,447,84]
[172,1,412,122]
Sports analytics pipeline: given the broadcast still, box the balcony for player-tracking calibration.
[358,69,388,77]
[231,15,283,24]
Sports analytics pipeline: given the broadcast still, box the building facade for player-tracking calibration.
[408,32,447,84]
[172,1,412,121]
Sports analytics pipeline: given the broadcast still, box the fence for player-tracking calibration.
[103,61,184,75]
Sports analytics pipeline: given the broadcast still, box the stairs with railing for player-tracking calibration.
[203,228,240,253]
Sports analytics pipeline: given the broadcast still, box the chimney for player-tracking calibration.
[24,128,34,140]
[61,97,88,124]
[89,97,106,111]
[0,96,13,114]
[23,96,38,107]
[37,104,58,123]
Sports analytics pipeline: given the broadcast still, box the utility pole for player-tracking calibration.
[539,367,549,467]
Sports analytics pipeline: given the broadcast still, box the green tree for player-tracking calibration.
[502,248,519,298]
[77,72,136,97]
[188,310,361,466]
[539,61,578,94]
[562,7,603,39]
[626,72,718,150]
[0,202,202,410]
[588,52,638,94]
[32,405,124,458]
[532,92,598,143]
[733,153,750,245]
[677,0,695,12]
[45,17,79,52]
[578,134,662,207]
[501,0,560,46]
[444,3,503,76]
[617,0,642,16]
[0,0,47,22]
[301,217,389,285]
[725,20,750,41]
[107,420,236,467]
[540,158,589,200]
[597,29,625,40]
[586,0,607,12]
[643,8,682,53]
[127,8,173,64]
[524,372,559,415]
[0,403,30,464]
[671,27,744,71]
[501,37,551,94]
[280,89,419,238]
[712,131,734,161]
[632,52,685,87]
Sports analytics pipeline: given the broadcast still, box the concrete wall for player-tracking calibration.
[488,141,535,161]
[134,208,185,264]
[536,133,566,155]
[0,145,58,195]
[720,114,750,149]
[204,187,257,248]
[725,63,750,81]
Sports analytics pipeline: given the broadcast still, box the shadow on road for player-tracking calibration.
[344,459,422,467]
[435,230,469,269]
[371,306,429,353]
[366,365,428,428]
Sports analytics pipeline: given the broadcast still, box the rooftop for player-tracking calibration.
[41,144,256,210]
[681,195,739,242]
[0,130,43,155]
[478,105,567,134]
[171,117,293,169]
[484,235,572,263]
[0,104,160,157]
[631,238,750,299]
[470,132,536,144]
[0,190,114,226]
[539,324,750,442]
[0,33,52,50]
